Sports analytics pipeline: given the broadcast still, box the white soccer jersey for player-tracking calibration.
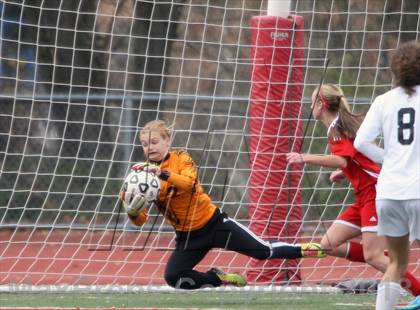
[355,86,420,200]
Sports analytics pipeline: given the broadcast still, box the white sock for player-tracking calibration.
[375,281,402,310]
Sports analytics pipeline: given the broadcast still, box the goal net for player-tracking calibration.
[1,0,419,291]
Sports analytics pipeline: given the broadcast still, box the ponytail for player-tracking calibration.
[317,84,364,138]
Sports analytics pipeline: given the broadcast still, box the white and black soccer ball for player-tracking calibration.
[121,170,160,207]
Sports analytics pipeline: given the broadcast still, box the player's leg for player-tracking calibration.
[320,223,360,257]
[376,235,410,310]
[358,193,389,271]
[355,197,420,298]
[384,235,410,284]
[165,244,246,289]
[357,239,420,300]
[325,226,418,293]
[320,204,362,258]
[375,199,411,309]
[354,191,420,299]
[406,199,420,244]
[164,246,215,289]
[165,212,247,289]
[212,213,324,259]
[360,231,388,271]
[395,199,420,309]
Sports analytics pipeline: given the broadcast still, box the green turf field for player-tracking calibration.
[0,292,412,309]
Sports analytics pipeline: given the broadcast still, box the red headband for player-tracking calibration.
[320,93,343,109]
[319,92,330,108]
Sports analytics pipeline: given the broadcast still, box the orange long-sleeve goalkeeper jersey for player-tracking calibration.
[153,150,217,231]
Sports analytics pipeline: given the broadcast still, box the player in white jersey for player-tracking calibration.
[354,40,420,310]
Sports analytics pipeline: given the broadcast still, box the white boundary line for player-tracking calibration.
[0,284,341,294]
[0,308,201,310]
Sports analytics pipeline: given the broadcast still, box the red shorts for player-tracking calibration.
[335,185,378,232]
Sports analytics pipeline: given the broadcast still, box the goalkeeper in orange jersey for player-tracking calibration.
[123,119,325,290]
[286,83,420,299]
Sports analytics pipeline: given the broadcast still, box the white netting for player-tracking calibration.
[0,0,419,289]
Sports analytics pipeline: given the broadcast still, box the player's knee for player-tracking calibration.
[362,250,377,266]
[363,249,387,269]
[164,270,181,288]
[320,237,335,250]
[320,239,328,250]
[251,249,270,260]
[320,234,344,250]
[165,271,197,289]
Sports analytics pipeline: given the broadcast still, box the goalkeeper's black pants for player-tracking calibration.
[164,210,303,290]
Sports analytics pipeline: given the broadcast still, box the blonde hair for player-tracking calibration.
[140,120,171,140]
[316,84,364,138]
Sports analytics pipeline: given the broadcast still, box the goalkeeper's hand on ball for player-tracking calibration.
[126,194,147,219]
[131,162,170,180]
[131,162,160,175]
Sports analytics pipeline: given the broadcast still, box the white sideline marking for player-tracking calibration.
[0,308,203,310]
[0,284,341,294]
[335,303,375,307]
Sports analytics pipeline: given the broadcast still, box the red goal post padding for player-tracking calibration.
[248,15,305,284]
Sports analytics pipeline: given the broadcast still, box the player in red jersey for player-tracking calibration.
[286,83,420,297]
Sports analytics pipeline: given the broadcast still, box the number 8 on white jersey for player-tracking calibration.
[355,86,420,200]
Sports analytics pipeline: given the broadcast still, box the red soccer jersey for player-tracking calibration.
[329,137,380,194]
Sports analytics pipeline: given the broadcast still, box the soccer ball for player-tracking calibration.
[121,170,160,208]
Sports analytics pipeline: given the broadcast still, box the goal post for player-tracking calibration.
[248,4,305,283]
[1,0,419,293]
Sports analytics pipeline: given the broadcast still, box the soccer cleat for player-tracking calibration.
[301,243,327,258]
[210,267,247,287]
[395,296,420,310]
